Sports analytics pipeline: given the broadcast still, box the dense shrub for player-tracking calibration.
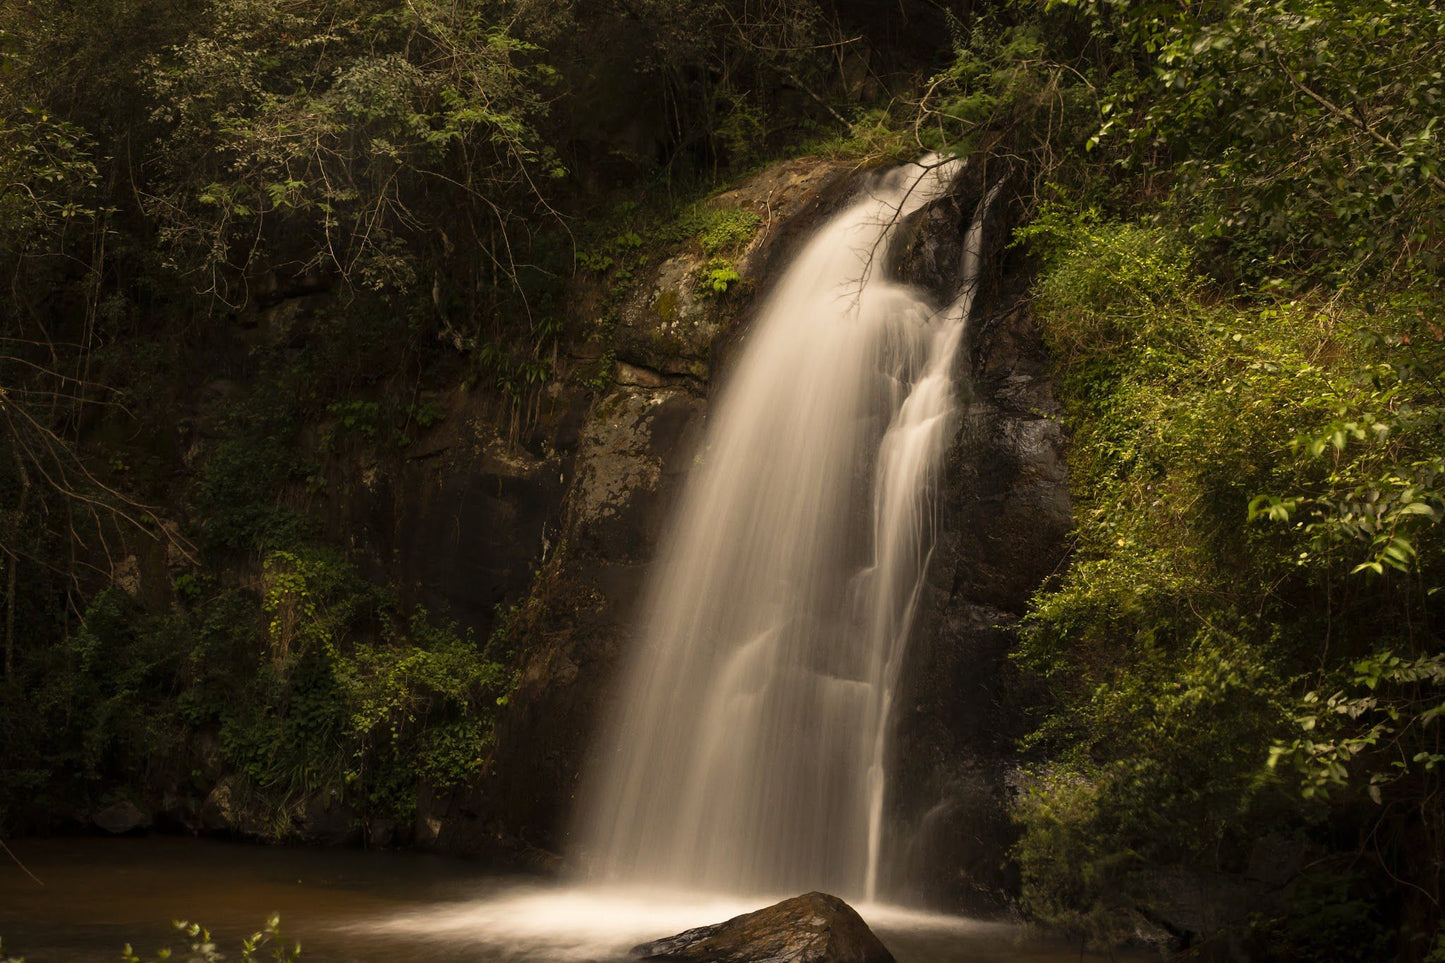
[1012,208,1444,955]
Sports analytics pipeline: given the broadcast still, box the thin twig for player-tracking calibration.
[0,836,43,887]
[1274,54,1445,192]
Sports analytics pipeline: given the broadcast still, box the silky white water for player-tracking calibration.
[578,158,990,902]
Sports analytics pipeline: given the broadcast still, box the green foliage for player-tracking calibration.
[145,0,562,303]
[338,608,512,805]
[993,18,1445,943]
[325,401,383,442]
[122,915,300,963]
[1016,208,1200,363]
[212,547,514,828]
[576,224,645,277]
[1014,209,1444,954]
[570,201,759,366]
[1254,871,1391,962]
[703,262,741,296]
[0,588,187,819]
[714,94,767,168]
[917,20,1090,163]
[560,0,843,168]
[193,375,311,554]
[321,394,450,452]
[407,399,445,431]
[0,109,105,252]
[478,339,555,400]
[1054,0,1445,283]
[0,536,513,834]
[670,205,761,256]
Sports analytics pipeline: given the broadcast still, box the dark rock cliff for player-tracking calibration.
[312,384,588,634]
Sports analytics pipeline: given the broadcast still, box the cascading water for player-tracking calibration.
[578,158,992,903]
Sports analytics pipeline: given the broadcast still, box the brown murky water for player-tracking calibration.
[0,837,1125,962]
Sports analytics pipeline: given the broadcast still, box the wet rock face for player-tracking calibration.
[315,386,585,634]
[888,183,1072,911]
[631,892,896,963]
[569,386,702,559]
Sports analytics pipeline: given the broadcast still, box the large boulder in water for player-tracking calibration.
[630,892,895,963]
[92,799,152,834]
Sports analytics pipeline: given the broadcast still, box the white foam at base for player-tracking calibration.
[342,883,1007,960]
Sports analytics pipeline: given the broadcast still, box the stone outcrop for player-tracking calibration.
[92,800,152,835]
[613,157,857,382]
[631,892,896,963]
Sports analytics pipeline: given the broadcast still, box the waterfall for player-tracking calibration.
[578,158,991,902]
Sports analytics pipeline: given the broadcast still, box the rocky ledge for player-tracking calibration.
[631,892,895,963]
